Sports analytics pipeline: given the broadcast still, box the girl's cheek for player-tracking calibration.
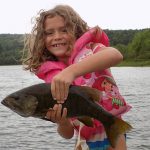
[44,38,48,46]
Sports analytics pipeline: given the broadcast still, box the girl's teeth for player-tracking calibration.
[54,43,65,47]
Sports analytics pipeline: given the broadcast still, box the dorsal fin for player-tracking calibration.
[77,86,102,102]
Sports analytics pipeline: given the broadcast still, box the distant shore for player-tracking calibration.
[0,60,150,67]
[117,60,150,67]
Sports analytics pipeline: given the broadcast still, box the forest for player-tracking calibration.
[0,28,150,66]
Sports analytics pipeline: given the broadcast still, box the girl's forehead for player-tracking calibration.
[44,15,66,29]
[46,15,64,22]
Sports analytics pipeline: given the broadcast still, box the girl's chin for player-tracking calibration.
[54,53,68,58]
[53,50,70,57]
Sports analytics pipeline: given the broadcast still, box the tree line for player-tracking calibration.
[0,28,149,65]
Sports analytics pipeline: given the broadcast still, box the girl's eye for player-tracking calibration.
[61,28,67,33]
[44,31,53,36]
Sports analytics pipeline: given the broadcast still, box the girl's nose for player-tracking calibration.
[54,31,62,40]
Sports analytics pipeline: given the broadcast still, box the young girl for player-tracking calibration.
[23,5,131,150]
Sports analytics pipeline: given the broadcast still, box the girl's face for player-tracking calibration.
[44,15,71,61]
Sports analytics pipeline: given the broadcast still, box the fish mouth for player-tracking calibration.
[1,98,12,108]
[1,99,6,105]
[2,97,18,111]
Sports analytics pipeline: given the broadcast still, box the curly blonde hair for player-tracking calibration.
[22,5,89,73]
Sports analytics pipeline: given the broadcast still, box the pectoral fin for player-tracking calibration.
[77,116,94,127]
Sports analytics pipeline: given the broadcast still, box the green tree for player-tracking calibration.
[128,29,150,59]
[115,44,128,59]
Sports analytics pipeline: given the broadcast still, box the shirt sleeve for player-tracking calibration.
[36,61,66,83]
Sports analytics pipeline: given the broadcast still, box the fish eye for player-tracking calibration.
[11,95,19,100]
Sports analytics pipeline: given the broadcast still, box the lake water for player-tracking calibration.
[0,66,150,150]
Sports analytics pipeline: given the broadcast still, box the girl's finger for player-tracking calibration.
[59,82,65,102]
[55,81,62,102]
[53,104,58,111]
[51,81,56,100]
[46,110,51,119]
[62,107,67,119]
[64,83,70,101]
[50,104,58,121]
[55,104,62,120]
[46,108,54,120]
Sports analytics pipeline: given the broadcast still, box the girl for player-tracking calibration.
[23,5,131,150]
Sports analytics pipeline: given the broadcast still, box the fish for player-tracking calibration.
[1,83,132,148]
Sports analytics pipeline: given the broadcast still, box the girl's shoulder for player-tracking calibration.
[36,61,67,82]
[38,61,66,72]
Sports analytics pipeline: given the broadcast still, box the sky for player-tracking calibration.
[0,0,149,34]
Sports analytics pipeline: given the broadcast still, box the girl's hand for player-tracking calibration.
[51,69,75,103]
[46,104,68,125]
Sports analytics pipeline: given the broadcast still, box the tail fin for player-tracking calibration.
[105,117,133,148]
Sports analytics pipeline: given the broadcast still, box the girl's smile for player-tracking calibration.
[51,43,66,48]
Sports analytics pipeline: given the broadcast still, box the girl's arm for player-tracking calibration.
[68,47,123,77]
[51,47,123,102]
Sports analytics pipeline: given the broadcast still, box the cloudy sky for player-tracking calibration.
[0,0,149,34]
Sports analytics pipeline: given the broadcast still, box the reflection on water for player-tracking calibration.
[0,66,150,150]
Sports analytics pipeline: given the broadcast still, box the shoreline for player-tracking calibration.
[0,60,150,67]
[117,60,150,67]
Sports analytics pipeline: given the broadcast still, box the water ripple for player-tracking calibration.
[0,66,150,150]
